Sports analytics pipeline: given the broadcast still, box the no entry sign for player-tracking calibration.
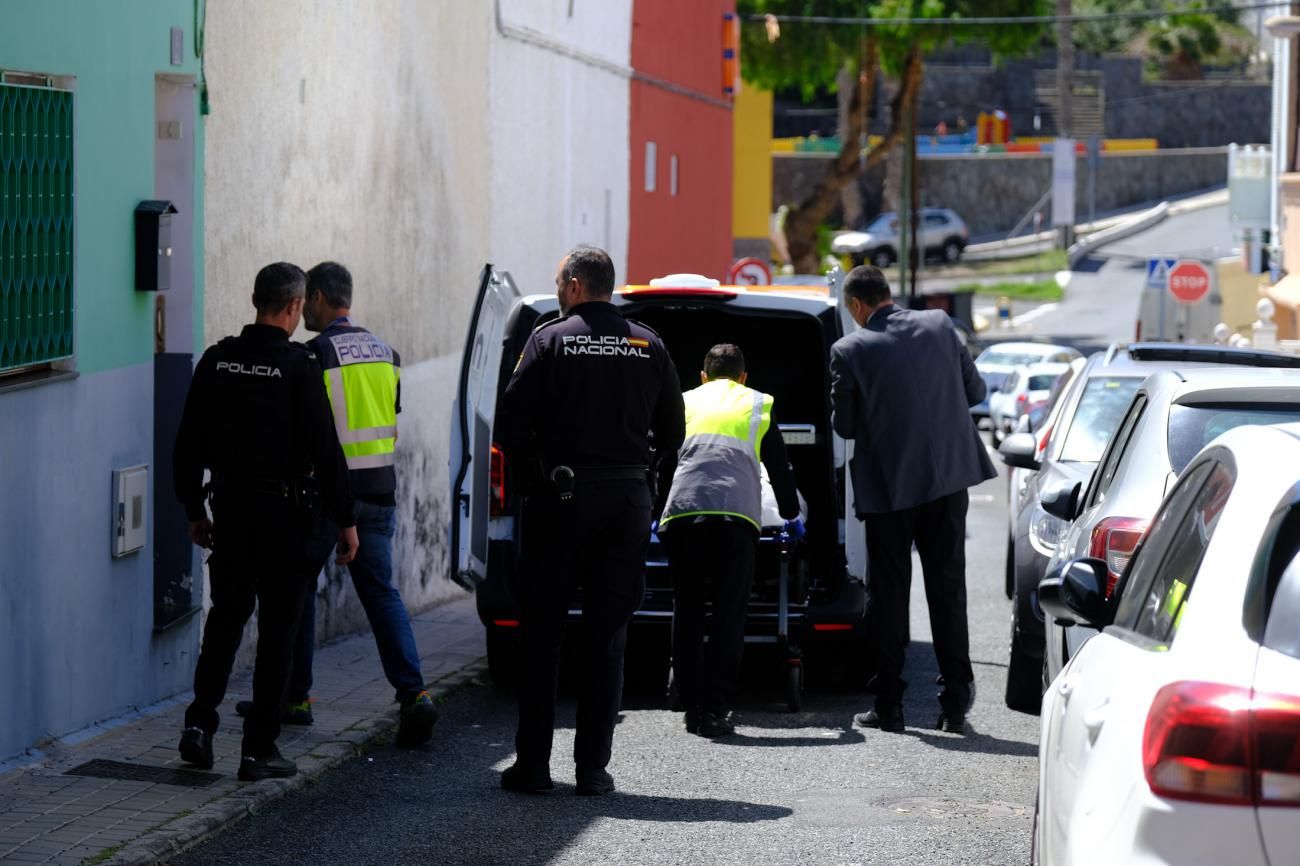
[1168,260,1211,304]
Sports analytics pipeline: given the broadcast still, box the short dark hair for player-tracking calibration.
[306,261,353,309]
[561,245,616,298]
[253,262,307,314]
[842,265,892,307]
[703,343,745,381]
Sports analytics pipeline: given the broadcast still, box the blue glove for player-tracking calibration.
[783,518,805,541]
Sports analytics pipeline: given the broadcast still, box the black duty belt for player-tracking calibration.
[209,474,321,512]
[547,464,647,501]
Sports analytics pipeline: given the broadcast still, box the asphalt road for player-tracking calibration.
[174,467,1037,866]
[975,204,1231,352]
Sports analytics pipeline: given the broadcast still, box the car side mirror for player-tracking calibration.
[1041,480,1083,522]
[1038,558,1110,628]
[998,433,1041,471]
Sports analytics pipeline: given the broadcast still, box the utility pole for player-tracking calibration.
[1056,0,1073,139]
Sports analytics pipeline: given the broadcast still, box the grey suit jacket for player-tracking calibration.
[830,304,996,516]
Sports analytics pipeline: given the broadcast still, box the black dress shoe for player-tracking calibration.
[178,727,214,770]
[936,712,967,734]
[575,768,615,796]
[237,747,297,782]
[501,763,555,793]
[697,712,736,739]
[853,706,905,733]
[684,710,700,735]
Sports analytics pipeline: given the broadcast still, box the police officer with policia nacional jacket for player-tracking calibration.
[495,245,685,796]
[174,262,358,782]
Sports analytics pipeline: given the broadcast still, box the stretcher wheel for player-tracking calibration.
[786,661,803,712]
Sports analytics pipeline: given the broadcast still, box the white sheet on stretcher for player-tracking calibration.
[760,464,807,531]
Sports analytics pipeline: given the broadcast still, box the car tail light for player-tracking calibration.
[1016,393,1028,413]
[1087,516,1148,597]
[1143,681,1300,807]
[490,444,507,517]
[1036,423,1053,458]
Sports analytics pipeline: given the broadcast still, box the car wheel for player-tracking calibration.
[871,248,895,268]
[1005,599,1043,715]
[1004,534,1015,600]
[942,238,963,263]
[486,625,518,687]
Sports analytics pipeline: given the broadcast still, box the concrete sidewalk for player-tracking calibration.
[0,596,486,866]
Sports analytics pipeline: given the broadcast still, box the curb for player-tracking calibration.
[100,659,488,866]
[1067,202,1170,267]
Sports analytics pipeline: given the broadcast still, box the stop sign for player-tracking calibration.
[1168,260,1211,304]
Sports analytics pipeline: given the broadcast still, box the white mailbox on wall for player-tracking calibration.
[113,465,148,558]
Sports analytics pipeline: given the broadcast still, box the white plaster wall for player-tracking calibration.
[203,0,492,362]
[488,0,632,293]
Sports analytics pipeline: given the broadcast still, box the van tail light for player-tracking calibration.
[1087,516,1148,597]
[1143,681,1300,807]
[490,444,507,517]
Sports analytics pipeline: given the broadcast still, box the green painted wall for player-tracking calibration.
[0,0,204,375]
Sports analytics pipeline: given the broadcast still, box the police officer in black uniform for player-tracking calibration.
[496,245,685,796]
[174,262,358,782]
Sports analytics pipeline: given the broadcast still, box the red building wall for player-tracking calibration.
[627,0,735,284]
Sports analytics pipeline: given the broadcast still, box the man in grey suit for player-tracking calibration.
[830,266,995,733]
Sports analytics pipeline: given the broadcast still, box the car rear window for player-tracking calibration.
[1168,403,1300,472]
[979,351,1046,367]
[1058,376,1143,463]
[1028,374,1060,391]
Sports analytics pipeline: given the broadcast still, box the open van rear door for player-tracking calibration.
[449,264,521,589]
[828,266,869,581]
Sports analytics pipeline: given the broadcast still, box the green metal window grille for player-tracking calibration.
[0,83,74,374]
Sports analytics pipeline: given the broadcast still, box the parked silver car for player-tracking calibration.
[830,208,970,268]
[1040,365,1300,687]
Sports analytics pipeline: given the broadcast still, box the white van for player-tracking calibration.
[449,266,871,684]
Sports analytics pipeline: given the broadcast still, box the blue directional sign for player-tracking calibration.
[1146,257,1177,290]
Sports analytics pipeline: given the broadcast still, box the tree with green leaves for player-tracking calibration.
[1074,0,1253,80]
[739,1,1049,273]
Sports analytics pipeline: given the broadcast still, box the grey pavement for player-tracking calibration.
[977,204,1231,349]
[172,468,1038,866]
[0,596,484,866]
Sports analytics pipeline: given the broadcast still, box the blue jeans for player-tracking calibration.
[289,501,425,703]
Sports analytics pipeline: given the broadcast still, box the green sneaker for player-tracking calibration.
[235,698,314,726]
[395,690,438,746]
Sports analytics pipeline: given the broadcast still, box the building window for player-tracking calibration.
[0,81,75,375]
[644,141,657,192]
[670,155,679,197]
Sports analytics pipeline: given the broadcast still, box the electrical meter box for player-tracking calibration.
[113,465,149,557]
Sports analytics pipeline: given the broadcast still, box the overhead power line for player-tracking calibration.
[744,1,1290,27]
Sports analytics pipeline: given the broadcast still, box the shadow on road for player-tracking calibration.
[904,728,1040,759]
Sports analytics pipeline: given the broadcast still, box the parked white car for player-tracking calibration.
[972,341,1081,427]
[988,362,1070,444]
[830,207,970,268]
[1033,423,1300,866]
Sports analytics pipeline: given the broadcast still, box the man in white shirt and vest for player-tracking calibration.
[234,261,437,747]
[658,344,803,738]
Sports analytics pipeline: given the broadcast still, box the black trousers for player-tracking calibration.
[185,497,317,756]
[515,480,651,773]
[861,489,973,712]
[665,520,756,717]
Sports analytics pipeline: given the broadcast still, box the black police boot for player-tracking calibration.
[178,727,214,770]
[684,709,700,735]
[697,711,736,739]
[237,746,297,782]
[853,704,905,733]
[501,762,555,794]
[395,689,439,747]
[575,767,616,796]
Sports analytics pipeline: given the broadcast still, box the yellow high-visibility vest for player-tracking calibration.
[659,377,774,531]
